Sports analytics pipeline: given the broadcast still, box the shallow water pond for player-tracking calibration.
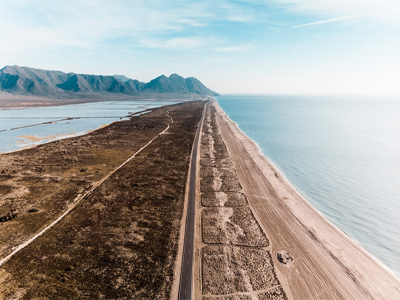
[0,100,178,153]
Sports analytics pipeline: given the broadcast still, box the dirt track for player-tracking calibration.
[0,111,173,269]
[0,101,205,299]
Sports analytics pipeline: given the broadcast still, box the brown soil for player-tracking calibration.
[202,245,279,295]
[202,207,268,246]
[203,295,253,300]
[258,287,288,300]
[0,100,205,299]
[201,192,248,207]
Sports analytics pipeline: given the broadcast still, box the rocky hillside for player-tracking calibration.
[0,65,218,98]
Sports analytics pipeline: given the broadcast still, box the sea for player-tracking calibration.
[0,100,177,153]
[217,95,400,276]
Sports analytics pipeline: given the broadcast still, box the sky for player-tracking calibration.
[1,0,400,96]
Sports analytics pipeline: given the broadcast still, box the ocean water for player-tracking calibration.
[0,100,178,153]
[217,95,400,276]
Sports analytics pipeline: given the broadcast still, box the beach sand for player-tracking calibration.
[212,100,400,299]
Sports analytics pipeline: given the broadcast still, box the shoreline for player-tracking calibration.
[216,101,400,279]
[0,101,205,298]
[0,130,94,155]
[213,99,400,299]
[0,104,160,155]
[0,95,196,110]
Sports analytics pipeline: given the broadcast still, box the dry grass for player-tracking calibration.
[201,192,248,207]
[258,287,288,300]
[202,245,280,295]
[203,295,253,300]
[0,101,205,299]
[202,207,269,247]
[199,104,287,300]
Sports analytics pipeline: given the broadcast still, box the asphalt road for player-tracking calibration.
[178,102,207,300]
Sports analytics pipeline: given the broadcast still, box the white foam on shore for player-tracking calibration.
[214,98,400,281]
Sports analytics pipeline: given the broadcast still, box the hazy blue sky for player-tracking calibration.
[1,0,400,95]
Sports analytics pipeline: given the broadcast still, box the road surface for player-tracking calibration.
[178,102,207,300]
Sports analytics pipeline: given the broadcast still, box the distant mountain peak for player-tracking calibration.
[142,73,218,96]
[113,74,131,83]
[0,65,219,99]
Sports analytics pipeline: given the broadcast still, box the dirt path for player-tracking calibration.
[0,111,173,269]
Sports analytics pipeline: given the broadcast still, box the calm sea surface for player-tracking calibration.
[217,95,400,275]
[0,100,178,153]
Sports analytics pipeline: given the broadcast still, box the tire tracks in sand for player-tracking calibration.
[213,99,400,300]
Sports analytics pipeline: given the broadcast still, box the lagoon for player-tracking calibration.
[0,100,178,153]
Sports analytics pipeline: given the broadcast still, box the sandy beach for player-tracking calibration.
[212,99,400,299]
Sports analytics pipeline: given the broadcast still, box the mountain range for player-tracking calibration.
[0,66,218,99]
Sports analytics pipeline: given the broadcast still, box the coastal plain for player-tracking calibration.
[0,101,204,299]
[0,97,399,300]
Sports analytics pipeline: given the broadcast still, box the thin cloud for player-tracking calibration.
[139,37,207,50]
[226,14,255,23]
[290,9,394,29]
[0,0,260,56]
[215,43,257,53]
[274,0,400,17]
[291,14,361,28]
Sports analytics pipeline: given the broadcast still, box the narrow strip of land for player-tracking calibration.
[197,103,287,300]
[178,102,207,300]
[0,117,124,133]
